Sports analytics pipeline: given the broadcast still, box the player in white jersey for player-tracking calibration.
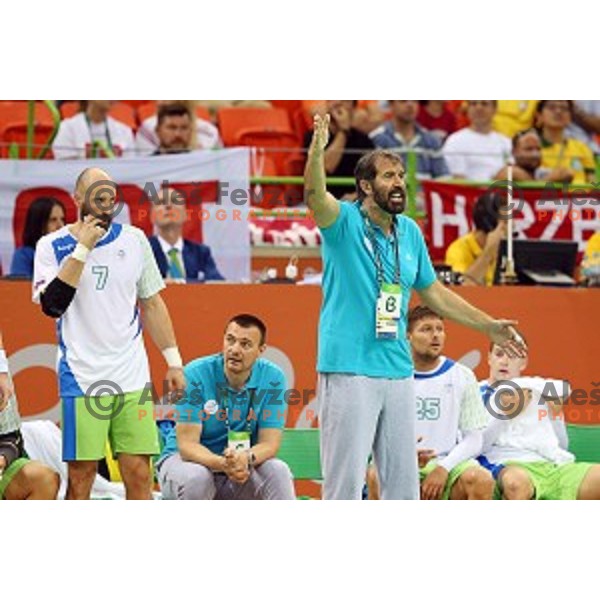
[33,167,185,500]
[0,331,60,500]
[479,343,600,500]
[368,306,494,499]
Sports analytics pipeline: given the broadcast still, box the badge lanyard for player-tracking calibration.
[361,207,401,289]
[361,206,404,340]
[221,387,254,452]
[220,387,253,435]
[85,114,115,156]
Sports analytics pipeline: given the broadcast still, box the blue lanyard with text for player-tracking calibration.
[360,206,401,289]
[220,386,254,435]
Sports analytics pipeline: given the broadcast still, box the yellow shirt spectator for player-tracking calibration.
[540,138,595,185]
[445,231,497,286]
[583,231,600,281]
[585,231,600,259]
[493,101,537,138]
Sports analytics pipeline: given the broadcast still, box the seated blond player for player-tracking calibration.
[479,344,600,500]
[0,332,59,500]
[368,306,494,500]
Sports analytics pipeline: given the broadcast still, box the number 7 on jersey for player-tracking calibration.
[91,265,109,290]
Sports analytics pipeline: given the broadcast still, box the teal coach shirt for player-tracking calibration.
[159,353,288,459]
[317,201,437,378]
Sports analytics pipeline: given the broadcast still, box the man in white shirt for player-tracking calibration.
[52,101,135,159]
[479,343,600,499]
[443,101,511,181]
[33,167,185,499]
[150,103,193,155]
[368,305,494,500]
[136,101,222,156]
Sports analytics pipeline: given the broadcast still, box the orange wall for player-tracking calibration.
[1,282,599,424]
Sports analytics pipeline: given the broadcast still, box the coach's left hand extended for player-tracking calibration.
[485,320,527,358]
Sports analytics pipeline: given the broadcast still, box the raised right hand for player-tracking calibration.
[310,113,330,152]
[78,215,107,250]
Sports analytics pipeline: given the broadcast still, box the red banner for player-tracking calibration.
[422,181,600,262]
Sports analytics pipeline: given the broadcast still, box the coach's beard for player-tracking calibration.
[373,186,406,215]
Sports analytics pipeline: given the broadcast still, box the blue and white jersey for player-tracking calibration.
[414,356,488,458]
[33,223,165,397]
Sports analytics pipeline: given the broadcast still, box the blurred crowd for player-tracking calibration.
[1,100,598,186]
[1,100,599,285]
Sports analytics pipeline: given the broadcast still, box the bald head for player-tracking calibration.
[74,167,113,198]
[74,167,117,227]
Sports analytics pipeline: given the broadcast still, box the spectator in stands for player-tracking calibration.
[567,101,600,154]
[151,103,193,155]
[582,231,600,285]
[370,100,449,179]
[494,129,574,183]
[155,314,295,500]
[535,101,596,184]
[417,101,457,143]
[443,101,511,181]
[303,100,374,199]
[52,101,135,159]
[149,186,224,283]
[10,197,66,278]
[445,192,506,286]
[584,231,600,264]
[492,101,537,139]
[136,101,222,155]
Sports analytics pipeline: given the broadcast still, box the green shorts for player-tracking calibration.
[420,459,481,500]
[496,461,595,500]
[0,457,30,499]
[62,389,159,461]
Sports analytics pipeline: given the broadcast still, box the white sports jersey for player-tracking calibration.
[483,377,573,464]
[414,356,488,457]
[33,223,165,397]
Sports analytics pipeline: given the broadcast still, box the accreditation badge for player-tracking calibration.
[228,430,251,451]
[375,283,401,339]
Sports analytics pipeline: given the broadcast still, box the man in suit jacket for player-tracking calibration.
[150,187,224,283]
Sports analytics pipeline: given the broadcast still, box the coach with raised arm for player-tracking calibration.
[305,113,526,500]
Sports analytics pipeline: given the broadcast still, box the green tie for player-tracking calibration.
[167,248,185,280]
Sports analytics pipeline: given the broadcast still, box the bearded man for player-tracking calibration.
[304,114,526,500]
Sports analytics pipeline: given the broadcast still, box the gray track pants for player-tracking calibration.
[318,373,418,500]
[158,453,296,500]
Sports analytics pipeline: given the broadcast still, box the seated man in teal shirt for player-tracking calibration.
[156,314,295,500]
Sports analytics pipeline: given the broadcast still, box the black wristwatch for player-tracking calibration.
[248,451,257,470]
